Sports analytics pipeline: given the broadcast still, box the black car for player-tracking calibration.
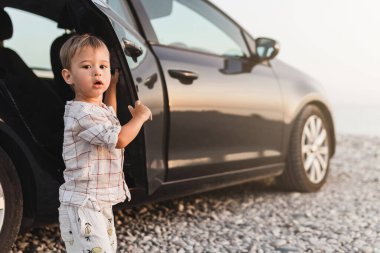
[0,0,336,251]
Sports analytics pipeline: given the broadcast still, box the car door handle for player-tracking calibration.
[168,69,198,85]
[122,38,143,62]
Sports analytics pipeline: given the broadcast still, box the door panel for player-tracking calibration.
[154,46,284,180]
[138,0,284,180]
[90,0,167,194]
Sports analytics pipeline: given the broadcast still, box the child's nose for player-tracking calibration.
[94,67,102,76]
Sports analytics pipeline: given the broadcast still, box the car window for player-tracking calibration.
[4,7,65,77]
[106,0,138,31]
[140,0,249,57]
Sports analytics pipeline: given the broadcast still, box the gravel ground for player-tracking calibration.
[10,133,380,253]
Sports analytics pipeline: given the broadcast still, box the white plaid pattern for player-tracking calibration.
[59,101,131,209]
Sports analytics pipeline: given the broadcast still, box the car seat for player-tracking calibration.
[0,9,38,81]
[50,32,75,102]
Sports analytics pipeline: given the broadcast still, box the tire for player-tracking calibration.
[278,104,332,192]
[0,146,23,253]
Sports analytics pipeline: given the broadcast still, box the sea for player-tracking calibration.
[332,103,380,137]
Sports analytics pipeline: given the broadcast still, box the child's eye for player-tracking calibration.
[82,65,91,69]
[100,65,108,69]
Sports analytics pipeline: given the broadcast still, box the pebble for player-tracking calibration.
[10,134,380,252]
[273,239,287,248]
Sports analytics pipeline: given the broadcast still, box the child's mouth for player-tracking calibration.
[93,81,103,87]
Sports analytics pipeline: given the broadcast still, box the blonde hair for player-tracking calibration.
[59,33,108,70]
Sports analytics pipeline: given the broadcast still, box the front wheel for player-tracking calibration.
[0,146,23,252]
[278,105,332,192]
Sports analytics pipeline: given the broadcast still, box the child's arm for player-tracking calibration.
[115,100,152,149]
[104,68,119,113]
[115,115,145,149]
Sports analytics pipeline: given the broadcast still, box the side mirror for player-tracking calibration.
[255,37,280,61]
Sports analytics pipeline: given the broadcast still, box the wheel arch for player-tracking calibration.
[288,99,336,158]
[0,120,37,229]
[271,59,336,159]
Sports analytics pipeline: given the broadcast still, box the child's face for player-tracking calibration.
[62,45,111,103]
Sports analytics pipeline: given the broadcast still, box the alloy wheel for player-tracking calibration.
[301,115,329,184]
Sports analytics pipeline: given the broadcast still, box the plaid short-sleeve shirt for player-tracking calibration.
[59,100,131,210]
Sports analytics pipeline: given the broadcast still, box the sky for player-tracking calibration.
[5,1,380,136]
[212,0,380,106]
[212,0,380,136]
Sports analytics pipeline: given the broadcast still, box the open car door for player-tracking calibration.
[66,0,167,195]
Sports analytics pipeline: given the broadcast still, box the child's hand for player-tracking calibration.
[128,100,153,122]
[110,68,119,86]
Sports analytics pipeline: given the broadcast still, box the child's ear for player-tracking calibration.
[61,68,73,85]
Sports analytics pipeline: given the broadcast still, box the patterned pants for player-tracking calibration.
[58,200,117,253]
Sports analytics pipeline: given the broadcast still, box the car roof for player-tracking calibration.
[0,0,67,22]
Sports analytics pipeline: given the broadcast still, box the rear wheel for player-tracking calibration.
[0,147,23,252]
[278,105,331,192]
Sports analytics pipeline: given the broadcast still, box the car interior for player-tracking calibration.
[0,8,65,157]
[0,0,141,188]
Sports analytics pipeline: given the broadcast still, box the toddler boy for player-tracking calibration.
[57,33,152,253]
